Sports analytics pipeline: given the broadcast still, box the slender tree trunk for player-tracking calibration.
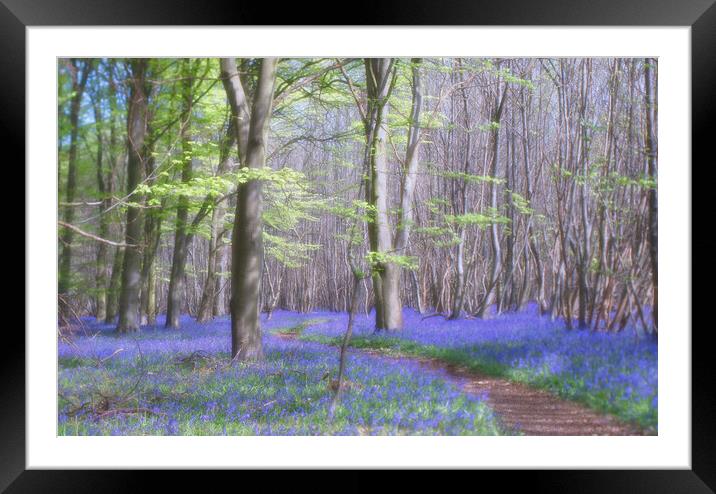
[196,210,219,323]
[450,60,470,319]
[103,60,122,323]
[105,246,124,323]
[198,122,236,323]
[502,100,517,312]
[91,86,109,321]
[58,59,91,321]
[478,64,507,318]
[644,58,658,336]
[328,273,364,419]
[140,196,162,325]
[166,60,195,328]
[518,81,545,312]
[575,60,593,329]
[213,234,228,317]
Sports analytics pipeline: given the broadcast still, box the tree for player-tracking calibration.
[476,61,508,318]
[644,58,658,335]
[89,64,109,321]
[104,60,125,324]
[166,59,197,328]
[197,119,236,323]
[116,59,149,333]
[58,58,91,321]
[360,58,423,331]
[221,57,279,360]
[362,58,399,330]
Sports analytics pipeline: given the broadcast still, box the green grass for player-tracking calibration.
[297,332,656,433]
[274,318,330,336]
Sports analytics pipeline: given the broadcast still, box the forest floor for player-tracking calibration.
[276,332,644,435]
[58,306,656,436]
[288,305,657,433]
[424,356,645,435]
[338,344,642,435]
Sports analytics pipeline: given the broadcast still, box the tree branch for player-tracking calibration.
[58,221,138,248]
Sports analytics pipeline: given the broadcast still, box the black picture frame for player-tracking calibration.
[7,0,710,491]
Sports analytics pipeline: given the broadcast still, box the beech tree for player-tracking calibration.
[349,58,424,331]
[221,57,279,360]
[644,58,658,336]
[116,59,149,333]
[166,59,197,328]
[58,58,92,320]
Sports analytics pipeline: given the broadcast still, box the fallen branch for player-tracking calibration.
[97,407,163,419]
[421,312,447,321]
[93,348,124,367]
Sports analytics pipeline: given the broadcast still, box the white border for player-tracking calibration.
[27,27,691,469]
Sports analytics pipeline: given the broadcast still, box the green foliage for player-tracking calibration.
[476,121,501,132]
[325,199,372,223]
[478,59,535,89]
[137,174,233,204]
[445,208,511,229]
[263,232,320,269]
[425,197,449,214]
[506,190,534,215]
[261,167,326,268]
[365,251,419,272]
[442,171,505,185]
[551,161,657,195]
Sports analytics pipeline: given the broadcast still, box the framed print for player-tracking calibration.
[8,0,712,490]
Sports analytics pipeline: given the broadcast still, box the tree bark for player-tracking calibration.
[222,57,278,360]
[450,60,470,319]
[364,58,397,330]
[116,59,149,333]
[477,63,507,318]
[166,60,195,328]
[364,58,423,331]
[91,83,109,321]
[198,122,236,323]
[644,58,658,335]
[105,246,124,323]
[58,59,91,321]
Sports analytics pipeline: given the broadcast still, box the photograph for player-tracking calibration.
[1,0,709,483]
[56,56,659,437]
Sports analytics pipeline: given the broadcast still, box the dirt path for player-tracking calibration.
[276,333,647,436]
[405,354,645,436]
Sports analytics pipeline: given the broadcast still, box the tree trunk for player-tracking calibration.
[91,83,109,321]
[576,60,593,329]
[140,196,162,325]
[166,60,195,328]
[58,59,91,321]
[198,123,235,323]
[478,64,507,318]
[116,59,149,333]
[364,58,423,331]
[450,59,469,320]
[363,58,397,330]
[105,246,124,323]
[104,60,123,324]
[644,58,658,335]
[222,57,278,360]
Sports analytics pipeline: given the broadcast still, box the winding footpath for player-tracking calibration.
[276,332,647,436]
[388,353,646,435]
